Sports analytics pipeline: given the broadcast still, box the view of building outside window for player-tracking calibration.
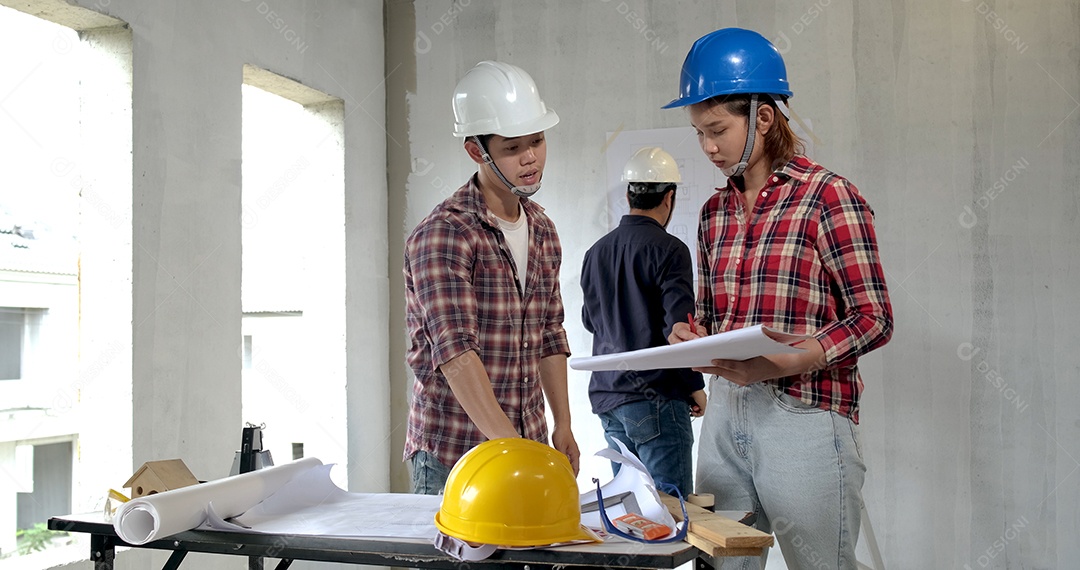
[0,7,84,565]
[239,81,349,487]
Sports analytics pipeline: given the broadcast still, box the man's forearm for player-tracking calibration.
[539,354,572,427]
[440,350,520,440]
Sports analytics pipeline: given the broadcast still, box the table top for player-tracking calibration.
[50,512,702,570]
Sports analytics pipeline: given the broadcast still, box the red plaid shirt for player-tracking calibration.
[403,176,570,467]
[696,155,893,422]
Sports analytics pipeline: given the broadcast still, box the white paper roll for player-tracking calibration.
[113,456,323,545]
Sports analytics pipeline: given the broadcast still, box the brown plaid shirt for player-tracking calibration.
[403,176,570,467]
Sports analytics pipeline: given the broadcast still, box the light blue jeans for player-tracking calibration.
[408,450,450,495]
[599,398,694,497]
[697,378,865,570]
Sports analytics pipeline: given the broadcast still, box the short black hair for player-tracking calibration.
[467,134,495,150]
[627,184,675,210]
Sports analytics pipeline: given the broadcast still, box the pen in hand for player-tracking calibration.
[687,312,697,335]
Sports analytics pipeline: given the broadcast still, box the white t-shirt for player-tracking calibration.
[495,206,529,291]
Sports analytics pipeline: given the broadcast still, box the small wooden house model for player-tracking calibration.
[123,459,199,498]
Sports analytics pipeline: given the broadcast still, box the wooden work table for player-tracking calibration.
[48,494,772,569]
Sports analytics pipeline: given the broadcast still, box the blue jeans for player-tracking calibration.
[408,450,450,495]
[697,379,865,570]
[599,398,694,497]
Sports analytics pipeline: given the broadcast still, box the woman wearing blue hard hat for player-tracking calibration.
[666,28,894,569]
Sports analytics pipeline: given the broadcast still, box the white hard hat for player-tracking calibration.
[622,147,681,184]
[452,61,560,138]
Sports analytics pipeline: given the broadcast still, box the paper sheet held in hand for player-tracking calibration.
[569,324,808,372]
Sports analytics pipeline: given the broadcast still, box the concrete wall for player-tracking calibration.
[385,0,1080,568]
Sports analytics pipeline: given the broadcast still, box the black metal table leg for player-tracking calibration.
[91,534,115,570]
[162,549,188,570]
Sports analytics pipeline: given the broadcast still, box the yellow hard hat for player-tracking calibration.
[435,438,599,547]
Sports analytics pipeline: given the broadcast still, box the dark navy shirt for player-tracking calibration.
[580,215,704,414]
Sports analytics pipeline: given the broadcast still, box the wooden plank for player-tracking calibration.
[715,546,766,557]
[665,499,730,555]
[661,494,774,549]
[685,530,765,558]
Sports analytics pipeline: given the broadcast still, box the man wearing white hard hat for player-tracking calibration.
[403,61,580,494]
[580,147,707,498]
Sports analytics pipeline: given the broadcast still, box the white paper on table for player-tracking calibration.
[114,457,323,545]
[579,440,679,537]
[569,324,808,372]
[219,463,440,539]
[114,457,442,545]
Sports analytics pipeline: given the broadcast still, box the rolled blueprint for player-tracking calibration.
[113,456,322,545]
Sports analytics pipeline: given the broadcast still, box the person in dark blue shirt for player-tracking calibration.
[580,147,706,497]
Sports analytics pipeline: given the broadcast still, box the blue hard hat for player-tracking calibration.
[663,28,793,109]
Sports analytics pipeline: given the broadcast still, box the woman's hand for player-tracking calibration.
[668,321,704,344]
[693,338,827,386]
[693,356,785,386]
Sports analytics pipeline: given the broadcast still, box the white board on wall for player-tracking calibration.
[603,122,814,278]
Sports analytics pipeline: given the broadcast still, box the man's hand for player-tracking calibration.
[689,389,707,416]
[551,425,580,475]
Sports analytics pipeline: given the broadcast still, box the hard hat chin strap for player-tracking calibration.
[722,94,760,178]
[662,189,676,229]
[471,136,542,198]
[433,532,498,561]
